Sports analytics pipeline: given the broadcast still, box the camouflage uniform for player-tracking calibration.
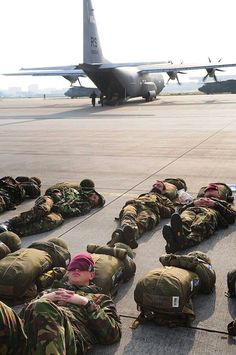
[0,301,27,355]
[0,177,25,213]
[8,187,98,237]
[0,176,41,214]
[177,197,236,249]
[119,192,175,240]
[20,283,121,354]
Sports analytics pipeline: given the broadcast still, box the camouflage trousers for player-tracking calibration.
[0,301,27,355]
[8,196,64,237]
[120,202,160,239]
[179,207,218,248]
[21,299,85,355]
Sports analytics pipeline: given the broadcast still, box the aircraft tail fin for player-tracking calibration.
[83,0,106,64]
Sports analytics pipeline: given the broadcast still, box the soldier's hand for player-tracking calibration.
[40,291,60,302]
[194,198,215,207]
[54,289,89,306]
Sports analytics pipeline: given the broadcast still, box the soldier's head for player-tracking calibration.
[88,191,105,207]
[151,180,166,194]
[204,183,219,199]
[67,252,95,286]
[50,189,63,202]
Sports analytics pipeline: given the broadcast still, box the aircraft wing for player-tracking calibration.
[3,69,86,77]
[137,61,236,74]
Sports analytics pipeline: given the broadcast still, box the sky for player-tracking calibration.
[1,0,236,90]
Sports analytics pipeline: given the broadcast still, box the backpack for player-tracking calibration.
[227,269,236,297]
[87,244,136,296]
[0,240,70,304]
[134,266,199,327]
[160,252,216,294]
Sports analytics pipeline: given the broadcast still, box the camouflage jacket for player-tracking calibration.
[179,198,236,227]
[0,301,27,355]
[48,187,93,218]
[124,192,175,218]
[22,281,121,353]
[0,178,25,209]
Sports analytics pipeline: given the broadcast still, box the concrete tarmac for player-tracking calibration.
[0,94,236,354]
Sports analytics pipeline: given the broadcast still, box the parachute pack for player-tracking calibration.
[133,252,215,327]
[87,243,136,296]
[0,238,70,305]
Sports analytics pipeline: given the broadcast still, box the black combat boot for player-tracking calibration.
[107,228,124,247]
[122,225,138,249]
[162,224,179,254]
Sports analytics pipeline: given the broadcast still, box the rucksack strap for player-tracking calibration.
[228,320,236,336]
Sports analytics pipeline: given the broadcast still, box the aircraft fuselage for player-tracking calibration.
[83,66,165,103]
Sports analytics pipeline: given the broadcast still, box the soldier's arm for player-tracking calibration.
[53,200,91,217]
[85,294,122,344]
[213,200,236,224]
[157,196,175,218]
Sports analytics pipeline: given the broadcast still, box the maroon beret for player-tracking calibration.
[204,183,219,192]
[67,252,95,272]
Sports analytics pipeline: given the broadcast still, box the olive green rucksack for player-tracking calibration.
[227,269,236,297]
[0,239,70,304]
[87,243,136,296]
[160,252,216,294]
[0,242,11,260]
[134,266,199,327]
[0,231,21,252]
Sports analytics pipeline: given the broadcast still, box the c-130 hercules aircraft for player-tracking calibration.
[5,0,236,105]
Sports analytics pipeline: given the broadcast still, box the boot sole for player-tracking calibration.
[171,213,183,237]
[123,225,138,249]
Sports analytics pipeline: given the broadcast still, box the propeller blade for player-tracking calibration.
[208,57,212,63]
[203,74,209,82]
[216,68,224,72]
[178,71,187,74]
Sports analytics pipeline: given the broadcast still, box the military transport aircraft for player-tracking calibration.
[199,80,236,94]
[4,0,236,105]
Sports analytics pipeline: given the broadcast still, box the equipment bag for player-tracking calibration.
[0,241,70,303]
[160,252,216,294]
[227,269,236,297]
[134,266,199,327]
[87,244,136,296]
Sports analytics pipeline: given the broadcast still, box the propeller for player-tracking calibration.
[166,70,186,85]
[202,58,224,82]
[166,61,186,85]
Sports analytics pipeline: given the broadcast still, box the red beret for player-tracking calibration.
[204,183,219,192]
[67,252,95,272]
